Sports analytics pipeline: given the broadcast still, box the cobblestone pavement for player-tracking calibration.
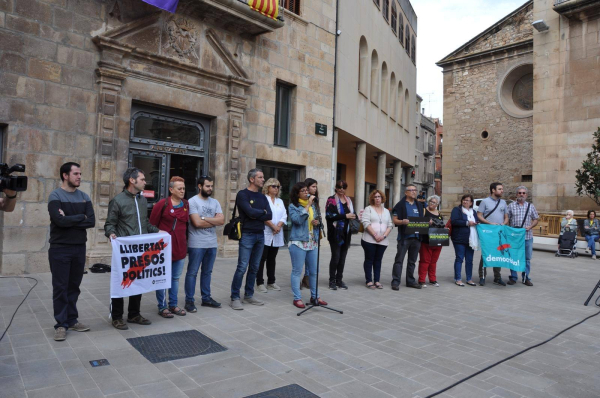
[2,233,600,398]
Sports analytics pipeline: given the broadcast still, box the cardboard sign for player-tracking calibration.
[110,232,172,298]
[428,228,449,246]
[406,217,430,235]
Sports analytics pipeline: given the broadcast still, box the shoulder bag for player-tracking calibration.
[519,203,531,229]
[483,199,501,219]
[223,199,242,240]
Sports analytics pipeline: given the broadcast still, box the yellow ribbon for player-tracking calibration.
[298,198,314,233]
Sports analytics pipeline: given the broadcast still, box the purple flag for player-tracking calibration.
[141,0,179,13]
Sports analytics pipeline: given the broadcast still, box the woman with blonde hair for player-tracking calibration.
[256,178,287,293]
[361,190,393,289]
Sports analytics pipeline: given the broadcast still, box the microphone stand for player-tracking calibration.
[297,211,343,316]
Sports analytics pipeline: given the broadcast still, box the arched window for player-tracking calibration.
[370,50,379,106]
[411,34,416,63]
[404,89,410,128]
[383,0,389,21]
[390,73,396,120]
[399,15,404,45]
[391,2,397,33]
[381,62,389,113]
[358,36,369,95]
[406,31,410,55]
[397,81,404,126]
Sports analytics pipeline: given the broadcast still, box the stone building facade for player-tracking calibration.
[0,0,336,274]
[434,118,442,197]
[413,98,435,199]
[436,1,534,211]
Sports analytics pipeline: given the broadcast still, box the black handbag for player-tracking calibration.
[349,218,360,234]
[223,200,242,240]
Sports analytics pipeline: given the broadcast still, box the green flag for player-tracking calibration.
[477,224,526,272]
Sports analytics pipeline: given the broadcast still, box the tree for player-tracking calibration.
[575,127,600,205]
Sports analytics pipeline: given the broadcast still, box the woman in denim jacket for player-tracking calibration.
[288,182,327,308]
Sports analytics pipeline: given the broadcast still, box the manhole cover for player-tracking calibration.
[244,384,318,398]
[127,329,227,363]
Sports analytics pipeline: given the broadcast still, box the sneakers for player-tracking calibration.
[243,297,264,306]
[267,283,281,291]
[112,319,129,330]
[184,301,197,313]
[419,283,428,288]
[230,299,243,310]
[201,298,221,308]
[507,279,517,285]
[430,281,439,287]
[593,255,597,260]
[585,248,590,254]
[523,280,533,286]
[407,283,422,289]
[479,278,485,286]
[329,282,338,290]
[54,327,66,341]
[336,281,348,290]
[493,278,507,286]
[70,322,90,332]
[256,284,268,293]
[127,315,152,325]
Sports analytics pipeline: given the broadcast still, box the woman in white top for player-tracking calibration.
[257,178,288,293]
[361,190,393,289]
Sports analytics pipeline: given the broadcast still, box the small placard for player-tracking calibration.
[428,228,450,246]
[315,123,327,136]
[406,217,430,235]
[90,359,110,367]
[141,190,155,199]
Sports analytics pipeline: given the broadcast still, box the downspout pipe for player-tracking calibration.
[331,0,340,193]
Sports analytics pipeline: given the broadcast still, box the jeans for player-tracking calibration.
[289,244,318,300]
[418,243,442,283]
[392,238,421,287]
[510,238,534,281]
[585,234,599,255]
[257,244,279,285]
[453,243,474,281]
[49,245,86,330]
[185,247,217,303]
[231,232,264,300]
[361,240,387,283]
[155,258,185,310]
[329,241,349,283]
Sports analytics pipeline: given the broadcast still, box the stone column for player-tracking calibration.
[376,153,386,193]
[393,160,402,205]
[354,142,366,212]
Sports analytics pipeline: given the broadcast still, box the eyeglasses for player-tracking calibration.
[270,185,281,189]
[429,201,438,204]
[299,189,308,193]
[337,186,347,190]
[373,195,382,198]
[517,192,527,195]
[406,189,417,192]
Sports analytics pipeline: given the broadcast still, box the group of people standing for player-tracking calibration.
[46,162,542,343]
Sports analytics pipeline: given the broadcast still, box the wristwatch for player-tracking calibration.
[201,216,205,221]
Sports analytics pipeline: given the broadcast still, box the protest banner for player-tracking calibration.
[110,232,172,298]
[477,224,526,272]
[428,228,449,246]
[406,217,430,235]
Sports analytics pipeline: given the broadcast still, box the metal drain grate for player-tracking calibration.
[244,384,318,398]
[126,329,227,363]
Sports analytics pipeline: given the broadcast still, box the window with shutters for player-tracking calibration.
[391,2,397,33]
[280,0,300,15]
[399,16,404,46]
[274,82,294,147]
[382,0,389,21]
[411,34,416,63]
[406,32,410,55]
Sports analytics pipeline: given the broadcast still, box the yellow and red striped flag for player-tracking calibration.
[248,0,279,20]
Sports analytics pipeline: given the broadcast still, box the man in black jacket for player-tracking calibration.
[391,184,424,290]
[230,168,272,310]
[47,162,95,341]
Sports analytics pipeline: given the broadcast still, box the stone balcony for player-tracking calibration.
[553,0,600,20]
[181,0,285,35]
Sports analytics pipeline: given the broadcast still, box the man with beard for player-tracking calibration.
[184,176,224,312]
[507,186,538,286]
[230,169,272,310]
[48,162,95,341]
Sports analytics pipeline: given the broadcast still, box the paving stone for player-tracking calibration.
[18,358,69,390]
[181,356,263,385]
[13,343,55,363]
[26,384,78,398]
[0,375,26,398]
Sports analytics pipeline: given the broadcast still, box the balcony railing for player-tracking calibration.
[424,142,434,156]
[434,171,442,180]
[437,144,442,154]
[424,172,434,185]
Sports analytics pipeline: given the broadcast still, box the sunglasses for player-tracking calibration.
[270,185,281,189]
[336,186,347,190]
[517,192,527,195]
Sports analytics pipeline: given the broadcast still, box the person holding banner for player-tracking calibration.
[230,169,272,310]
[391,184,424,290]
[476,182,509,286]
[105,167,161,330]
[150,176,190,318]
[507,186,538,286]
[418,195,444,288]
[450,194,479,287]
[361,190,393,289]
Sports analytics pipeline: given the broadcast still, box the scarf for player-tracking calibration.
[298,198,314,234]
[333,194,354,246]
[462,206,479,251]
